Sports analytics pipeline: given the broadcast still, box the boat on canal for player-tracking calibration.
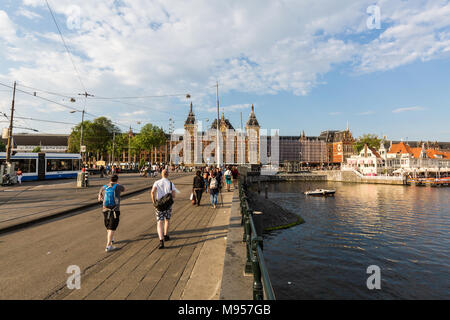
[304,188,336,196]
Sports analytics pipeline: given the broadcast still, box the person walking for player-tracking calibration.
[208,171,219,208]
[224,166,232,192]
[202,170,209,193]
[16,168,23,185]
[98,175,125,252]
[192,170,205,206]
[151,169,178,249]
[232,166,239,189]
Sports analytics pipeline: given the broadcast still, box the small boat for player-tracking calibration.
[304,189,336,196]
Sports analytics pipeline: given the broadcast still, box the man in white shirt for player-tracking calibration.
[151,169,178,249]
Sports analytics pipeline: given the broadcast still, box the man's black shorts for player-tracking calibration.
[103,210,120,230]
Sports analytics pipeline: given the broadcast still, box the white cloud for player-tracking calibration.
[16,8,42,20]
[203,103,251,113]
[358,111,375,115]
[392,106,425,113]
[0,10,17,43]
[0,0,448,133]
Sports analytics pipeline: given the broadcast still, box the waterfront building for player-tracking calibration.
[344,140,450,176]
[345,144,384,175]
[386,142,450,176]
[319,126,355,165]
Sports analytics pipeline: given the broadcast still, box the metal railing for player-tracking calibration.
[238,180,276,300]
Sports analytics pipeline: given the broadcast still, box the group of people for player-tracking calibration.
[98,169,178,251]
[140,164,165,178]
[97,165,239,252]
[191,166,239,209]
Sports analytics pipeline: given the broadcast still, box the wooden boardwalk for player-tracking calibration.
[0,175,234,300]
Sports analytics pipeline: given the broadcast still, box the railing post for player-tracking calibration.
[252,236,264,300]
[244,209,253,275]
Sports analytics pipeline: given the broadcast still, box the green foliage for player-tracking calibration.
[69,117,121,155]
[354,134,381,153]
[134,124,167,151]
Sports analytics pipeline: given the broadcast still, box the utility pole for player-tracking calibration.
[128,126,132,168]
[240,111,243,165]
[6,81,16,164]
[169,117,174,165]
[216,81,220,168]
[112,131,116,165]
[78,91,93,165]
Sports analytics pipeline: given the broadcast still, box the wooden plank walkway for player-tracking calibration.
[42,175,234,300]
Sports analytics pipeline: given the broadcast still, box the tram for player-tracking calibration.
[0,152,81,181]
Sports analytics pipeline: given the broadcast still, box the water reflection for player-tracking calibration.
[259,181,450,299]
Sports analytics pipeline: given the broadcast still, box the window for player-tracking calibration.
[0,158,37,173]
[46,159,74,172]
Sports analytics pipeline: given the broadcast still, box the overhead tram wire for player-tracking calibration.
[16,83,77,101]
[0,81,81,113]
[88,93,190,100]
[45,0,86,94]
[0,81,134,132]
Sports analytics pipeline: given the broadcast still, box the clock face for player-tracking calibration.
[337,144,342,152]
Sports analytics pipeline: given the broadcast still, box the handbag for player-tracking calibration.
[191,192,197,205]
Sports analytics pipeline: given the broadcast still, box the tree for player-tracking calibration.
[131,124,167,163]
[134,124,167,154]
[32,146,41,152]
[0,140,5,152]
[354,134,381,153]
[68,117,121,160]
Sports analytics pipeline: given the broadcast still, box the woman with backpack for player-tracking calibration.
[208,171,219,208]
[98,175,125,252]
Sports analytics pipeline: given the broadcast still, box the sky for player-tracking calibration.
[0,0,449,141]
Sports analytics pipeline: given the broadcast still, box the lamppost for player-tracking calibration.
[216,82,220,168]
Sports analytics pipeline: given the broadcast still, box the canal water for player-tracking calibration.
[261,181,450,299]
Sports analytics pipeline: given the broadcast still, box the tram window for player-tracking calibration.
[47,159,74,171]
[73,159,80,171]
[13,159,37,173]
[0,159,37,173]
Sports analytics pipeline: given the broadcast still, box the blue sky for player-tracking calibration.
[0,0,449,141]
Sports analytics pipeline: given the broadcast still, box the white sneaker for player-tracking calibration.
[105,245,116,252]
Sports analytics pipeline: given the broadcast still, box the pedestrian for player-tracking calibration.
[232,166,239,188]
[98,175,125,252]
[192,170,204,206]
[224,166,232,192]
[208,171,219,208]
[151,169,178,249]
[202,170,209,193]
[16,168,23,185]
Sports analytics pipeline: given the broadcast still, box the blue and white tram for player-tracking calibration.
[0,152,82,181]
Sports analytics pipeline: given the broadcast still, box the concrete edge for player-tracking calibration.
[219,188,252,300]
